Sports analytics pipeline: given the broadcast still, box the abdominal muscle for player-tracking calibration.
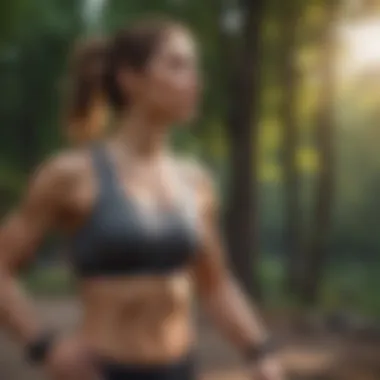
[76,269,195,365]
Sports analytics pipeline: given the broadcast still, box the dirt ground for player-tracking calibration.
[1,298,380,380]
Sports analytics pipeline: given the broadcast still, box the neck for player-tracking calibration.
[115,108,170,160]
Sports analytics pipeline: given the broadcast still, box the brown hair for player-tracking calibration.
[64,16,185,143]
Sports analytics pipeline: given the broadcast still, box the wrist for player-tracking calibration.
[25,330,57,365]
[243,336,277,364]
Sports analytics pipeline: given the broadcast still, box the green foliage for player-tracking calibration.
[1,0,380,314]
[0,1,30,46]
[0,0,84,175]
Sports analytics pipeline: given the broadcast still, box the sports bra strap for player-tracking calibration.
[90,143,119,198]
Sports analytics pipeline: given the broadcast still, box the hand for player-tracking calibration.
[248,356,284,380]
[44,336,101,380]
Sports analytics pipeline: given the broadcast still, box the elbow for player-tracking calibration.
[0,263,16,318]
[0,261,18,299]
[0,258,17,280]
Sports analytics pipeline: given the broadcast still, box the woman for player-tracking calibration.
[0,17,283,380]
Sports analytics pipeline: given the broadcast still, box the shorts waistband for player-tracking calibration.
[96,352,196,380]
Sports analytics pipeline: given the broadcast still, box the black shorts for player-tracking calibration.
[98,354,196,380]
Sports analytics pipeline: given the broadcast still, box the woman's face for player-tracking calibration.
[130,28,201,124]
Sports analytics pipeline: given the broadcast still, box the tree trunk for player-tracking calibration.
[300,1,337,304]
[280,1,302,293]
[219,0,265,298]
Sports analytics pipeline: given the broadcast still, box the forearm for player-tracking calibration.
[0,267,42,345]
[201,277,268,352]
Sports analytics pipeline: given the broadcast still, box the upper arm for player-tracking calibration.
[186,162,230,296]
[0,153,78,271]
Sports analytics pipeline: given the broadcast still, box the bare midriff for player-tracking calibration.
[77,269,195,365]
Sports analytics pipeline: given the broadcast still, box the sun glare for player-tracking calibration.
[338,18,380,77]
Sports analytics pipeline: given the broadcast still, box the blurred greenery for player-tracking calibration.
[2,0,380,316]
[23,265,75,297]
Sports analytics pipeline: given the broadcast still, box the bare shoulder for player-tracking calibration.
[176,156,218,215]
[177,156,215,191]
[27,148,91,198]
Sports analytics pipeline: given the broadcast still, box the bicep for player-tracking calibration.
[193,229,229,298]
[0,156,72,271]
[191,169,230,296]
[0,211,45,270]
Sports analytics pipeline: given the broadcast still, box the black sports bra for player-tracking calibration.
[68,145,199,277]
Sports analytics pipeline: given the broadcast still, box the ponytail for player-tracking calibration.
[63,17,190,144]
[64,38,109,144]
